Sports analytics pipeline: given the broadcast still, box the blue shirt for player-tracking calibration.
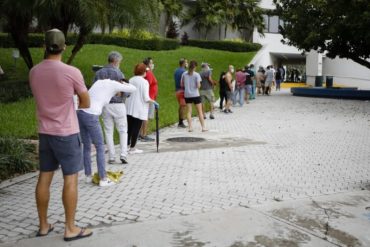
[94,64,125,103]
[174,67,186,91]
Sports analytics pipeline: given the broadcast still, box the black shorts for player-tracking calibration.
[185,96,202,104]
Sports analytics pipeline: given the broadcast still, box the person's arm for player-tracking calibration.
[117,81,137,94]
[78,91,90,109]
[180,73,185,89]
[225,73,233,90]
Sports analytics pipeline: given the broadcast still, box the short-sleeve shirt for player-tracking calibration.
[200,70,213,90]
[235,71,246,87]
[265,69,275,82]
[145,70,158,100]
[81,79,136,116]
[94,64,125,103]
[174,67,186,91]
[126,76,151,120]
[181,71,202,98]
[29,59,87,136]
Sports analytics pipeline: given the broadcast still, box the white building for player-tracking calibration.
[180,0,370,89]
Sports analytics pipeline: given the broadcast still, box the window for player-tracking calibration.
[262,15,283,33]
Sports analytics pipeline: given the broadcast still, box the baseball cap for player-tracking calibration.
[45,29,65,52]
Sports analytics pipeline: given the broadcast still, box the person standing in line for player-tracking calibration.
[249,64,256,100]
[244,65,255,104]
[78,79,136,187]
[264,65,275,95]
[234,68,246,106]
[219,71,227,110]
[275,66,282,91]
[279,65,286,82]
[174,58,188,128]
[139,57,158,142]
[199,62,216,119]
[256,66,265,95]
[94,51,129,164]
[181,60,208,132]
[223,65,235,113]
[126,63,159,154]
[30,28,93,241]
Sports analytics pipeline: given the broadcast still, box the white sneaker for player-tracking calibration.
[85,176,93,183]
[128,148,143,154]
[99,178,115,187]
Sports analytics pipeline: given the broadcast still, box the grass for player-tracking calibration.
[0,45,256,139]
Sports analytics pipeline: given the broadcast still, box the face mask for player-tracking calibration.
[185,63,188,68]
[150,64,155,70]
[230,69,235,73]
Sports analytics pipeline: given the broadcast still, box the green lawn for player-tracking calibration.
[0,45,256,139]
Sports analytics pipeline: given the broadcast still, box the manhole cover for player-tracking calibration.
[167,137,206,143]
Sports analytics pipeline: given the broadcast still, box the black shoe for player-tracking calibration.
[120,156,128,164]
[178,122,187,128]
[227,109,233,113]
[210,114,215,119]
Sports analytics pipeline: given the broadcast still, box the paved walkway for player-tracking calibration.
[1,89,370,246]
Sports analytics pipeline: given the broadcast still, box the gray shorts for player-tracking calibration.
[39,133,83,175]
[200,89,216,104]
[226,91,233,100]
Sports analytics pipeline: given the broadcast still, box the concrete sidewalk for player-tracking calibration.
[1,89,370,246]
[3,190,370,247]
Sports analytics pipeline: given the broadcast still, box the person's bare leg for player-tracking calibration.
[186,104,193,131]
[140,120,148,137]
[180,105,187,123]
[63,173,92,237]
[201,103,206,118]
[36,171,54,234]
[196,103,207,131]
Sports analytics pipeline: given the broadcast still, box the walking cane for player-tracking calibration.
[155,107,159,153]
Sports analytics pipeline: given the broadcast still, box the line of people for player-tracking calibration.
[174,60,282,131]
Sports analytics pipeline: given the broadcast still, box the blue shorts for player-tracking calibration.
[39,133,83,175]
[245,84,252,93]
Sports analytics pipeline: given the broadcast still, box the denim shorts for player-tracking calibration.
[39,133,83,175]
[245,84,252,93]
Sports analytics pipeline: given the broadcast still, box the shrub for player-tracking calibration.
[186,39,261,52]
[166,20,179,39]
[0,137,37,181]
[181,32,189,45]
[0,80,32,103]
[0,32,179,51]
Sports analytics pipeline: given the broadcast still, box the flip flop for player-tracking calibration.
[64,228,93,242]
[36,224,54,237]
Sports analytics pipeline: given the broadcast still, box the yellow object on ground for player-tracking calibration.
[281,82,309,88]
[92,170,124,185]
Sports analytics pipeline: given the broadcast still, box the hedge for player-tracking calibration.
[0,33,179,51]
[0,80,33,103]
[186,39,261,52]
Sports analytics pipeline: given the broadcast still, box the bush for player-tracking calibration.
[0,80,32,103]
[0,33,77,48]
[87,34,179,50]
[0,32,179,51]
[0,137,37,181]
[186,39,261,52]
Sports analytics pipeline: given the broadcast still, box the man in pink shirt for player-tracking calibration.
[29,29,92,241]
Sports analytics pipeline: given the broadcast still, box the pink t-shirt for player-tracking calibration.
[29,59,87,136]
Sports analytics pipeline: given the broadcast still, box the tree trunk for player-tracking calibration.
[66,28,88,65]
[224,25,227,39]
[9,21,33,69]
[348,55,370,70]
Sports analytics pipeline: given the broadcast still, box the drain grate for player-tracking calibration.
[166,137,206,143]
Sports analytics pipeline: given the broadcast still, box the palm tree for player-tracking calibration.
[234,0,264,41]
[160,0,183,36]
[0,0,37,69]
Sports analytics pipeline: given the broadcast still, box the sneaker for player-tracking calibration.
[178,122,187,128]
[108,159,115,164]
[85,176,93,183]
[210,114,215,119]
[203,115,207,119]
[227,109,233,113]
[223,109,229,114]
[120,156,128,164]
[141,136,155,142]
[99,178,115,187]
[128,148,143,154]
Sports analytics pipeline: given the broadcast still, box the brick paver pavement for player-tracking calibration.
[1,90,369,243]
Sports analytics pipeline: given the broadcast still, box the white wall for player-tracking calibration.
[323,57,370,89]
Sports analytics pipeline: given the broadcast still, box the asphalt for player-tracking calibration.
[1,89,370,247]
